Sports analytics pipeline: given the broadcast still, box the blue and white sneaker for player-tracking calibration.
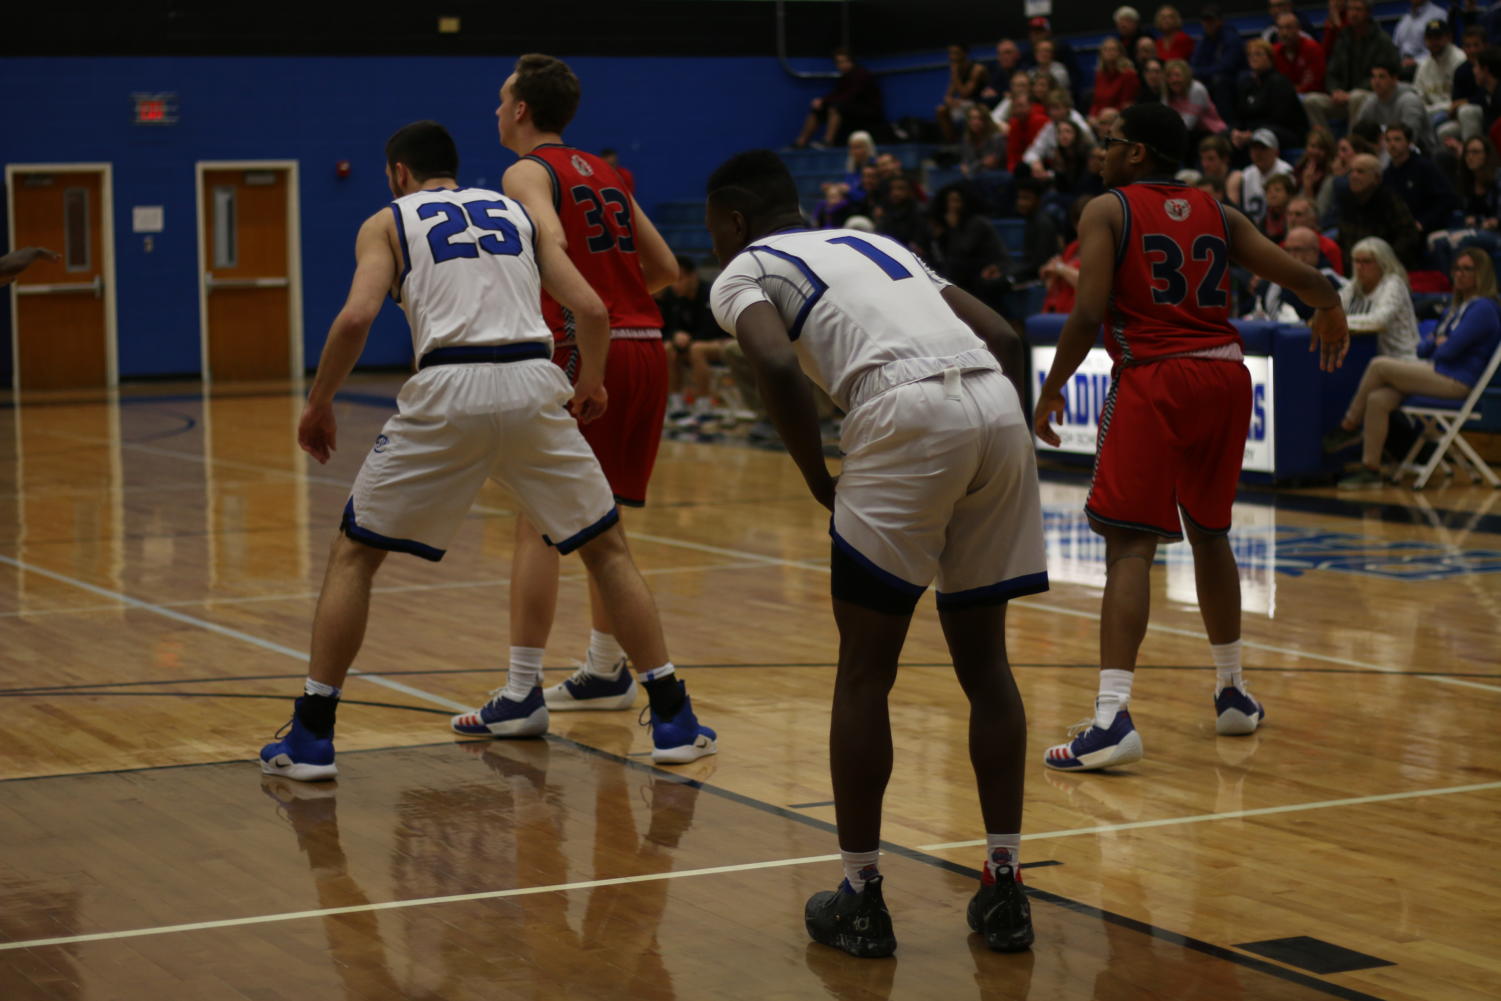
[644,692,718,764]
[260,704,337,782]
[543,659,638,711]
[1043,708,1144,772]
[450,687,549,738]
[1214,685,1265,736]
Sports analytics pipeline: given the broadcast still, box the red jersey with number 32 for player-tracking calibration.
[1105,181,1241,365]
[524,144,663,339]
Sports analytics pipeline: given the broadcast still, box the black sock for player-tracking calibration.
[643,677,686,719]
[295,693,338,737]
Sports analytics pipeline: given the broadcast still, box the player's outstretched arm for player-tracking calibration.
[1034,194,1118,446]
[0,247,60,286]
[299,213,397,463]
[627,195,679,294]
[733,302,835,511]
[536,233,611,423]
[941,284,1026,404]
[1225,206,1349,371]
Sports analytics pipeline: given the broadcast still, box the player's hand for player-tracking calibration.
[21,247,61,265]
[1310,306,1350,372]
[1033,388,1065,447]
[298,401,338,464]
[810,473,837,512]
[569,380,608,424]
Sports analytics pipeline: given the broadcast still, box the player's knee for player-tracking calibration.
[575,523,628,569]
[331,531,388,571]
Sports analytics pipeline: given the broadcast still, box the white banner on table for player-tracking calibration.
[1031,346,1275,473]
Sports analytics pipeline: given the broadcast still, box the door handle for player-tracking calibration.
[15,276,103,299]
[205,273,290,290]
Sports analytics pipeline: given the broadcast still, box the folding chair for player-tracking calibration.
[1394,339,1501,489]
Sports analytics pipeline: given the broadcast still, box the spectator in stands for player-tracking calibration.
[1327,244,1501,488]
[874,152,926,201]
[1416,20,1467,141]
[1191,5,1246,115]
[873,174,926,252]
[1383,122,1460,235]
[1337,154,1424,269]
[1342,236,1422,357]
[960,105,1006,176]
[849,163,880,215]
[1008,178,1061,285]
[1295,126,1338,205]
[926,184,1009,308]
[1137,58,1168,105]
[1023,92,1096,180]
[1234,39,1310,153]
[1046,120,1099,195]
[795,48,885,149]
[1449,27,1486,138]
[1164,58,1227,140]
[1353,56,1439,150]
[990,71,1032,132]
[1041,195,1093,314]
[1025,17,1082,95]
[1322,0,1350,58]
[1006,80,1053,171]
[1240,129,1294,224]
[936,43,989,142]
[1471,46,1501,143]
[813,181,857,228]
[1199,134,1245,203]
[1134,35,1161,71]
[1275,11,1328,95]
[1427,135,1501,272]
[980,39,1025,109]
[1033,39,1072,93]
[1252,225,1351,320]
[1288,195,1347,270]
[1394,0,1450,71]
[1154,6,1195,62]
[845,131,876,175]
[1262,173,1297,241]
[1090,39,1141,127]
[660,255,730,423]
[1306,0,1400,130]
[1114,7,1155,66]
[1261,0,1318,44]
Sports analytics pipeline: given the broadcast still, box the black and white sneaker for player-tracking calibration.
[805,874,897,958]
[967,863,1033,953]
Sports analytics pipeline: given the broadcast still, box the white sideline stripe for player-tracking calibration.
[917,780,1501,850]
[0,554,468,713]
[0,853,841,953]
[1416,674,1501,693]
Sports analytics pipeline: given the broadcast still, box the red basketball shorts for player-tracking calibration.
[1085,358,1252,540]
[554,337,668,507]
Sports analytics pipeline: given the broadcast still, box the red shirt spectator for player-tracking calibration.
[1007,101,1051,170]
[1091,65,1142,117]
[1156,31,1196,62]
[1273,11,1326,92]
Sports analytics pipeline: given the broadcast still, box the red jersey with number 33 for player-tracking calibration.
[524,144,663,339]
[1105,181,1241,365]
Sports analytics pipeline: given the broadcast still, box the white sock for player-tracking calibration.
[1095,669,1134,728]
[841,848,880,892]
[639,663,676,684]
[1212,640,1243,693]
[304,678,340,698]
[585,629,626,677]
[505,646,545,700]
[984,833,1021,881]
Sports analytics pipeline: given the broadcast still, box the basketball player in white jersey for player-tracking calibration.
[258,121,715,781]
[705,150,1045,958]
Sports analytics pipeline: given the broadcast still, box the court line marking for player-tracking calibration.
[917,779,1501,850]
[1414,674,1501,693]
[0,853,842,952]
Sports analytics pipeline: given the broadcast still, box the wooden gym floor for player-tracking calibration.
[1,377,1497,1001]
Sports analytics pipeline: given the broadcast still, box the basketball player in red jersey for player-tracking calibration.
[1034,103,1349,772]
[448,53,715,757]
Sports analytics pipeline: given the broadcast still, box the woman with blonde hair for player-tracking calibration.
[1325,246,1501,487]
[1164,59,1225,136]
[1089,37,1141,125]
[1293,126,1337,204]
[1340,237,1419,359]
[1154,5,1195,61]
[844,130,877,177]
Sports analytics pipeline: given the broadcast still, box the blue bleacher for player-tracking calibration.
[992,218,1026,256]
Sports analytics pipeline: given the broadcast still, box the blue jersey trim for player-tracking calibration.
[746,244,829,341]
[418,342,551,369]
[511,196,541,258]
[389,203,412,303]
[341,498,445,561]
[935,571,1050,610]
[829,523,926,596]
[522,154,563,211]
[1109,189,1131,270]
[545,506,620,555]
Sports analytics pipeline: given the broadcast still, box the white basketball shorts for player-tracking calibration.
[343,360,617,560]
[831,368,1049,609]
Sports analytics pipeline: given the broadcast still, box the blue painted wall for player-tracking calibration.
[3,55,884,379]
